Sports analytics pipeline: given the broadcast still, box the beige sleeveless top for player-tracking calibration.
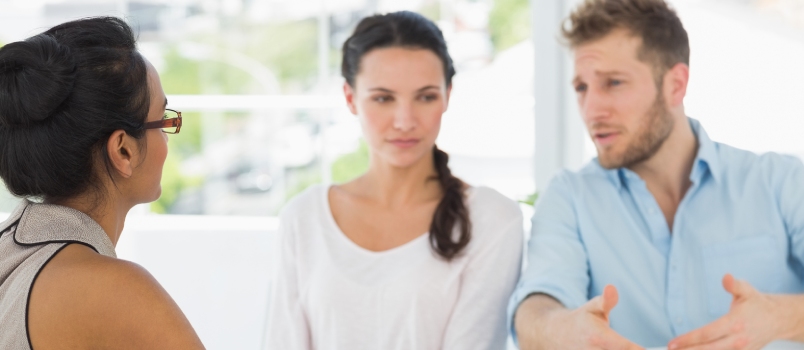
[0,200,116,350]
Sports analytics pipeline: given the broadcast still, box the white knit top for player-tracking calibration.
[265,185,524,350]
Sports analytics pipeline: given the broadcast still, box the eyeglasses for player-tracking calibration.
[143,109,182,134]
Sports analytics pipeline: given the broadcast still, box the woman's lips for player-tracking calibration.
[388,139,420,148]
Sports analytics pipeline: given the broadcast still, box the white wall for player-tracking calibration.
[116,215,279,350]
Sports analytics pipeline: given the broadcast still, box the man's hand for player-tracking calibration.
[517,285,644,350]
[668,274,802,350]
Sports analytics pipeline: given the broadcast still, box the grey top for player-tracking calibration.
[0,200,116,350]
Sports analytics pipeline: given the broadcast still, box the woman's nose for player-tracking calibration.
[392,103,416,132]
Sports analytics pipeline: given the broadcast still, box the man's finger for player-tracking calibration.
[583,285,619,319]
[601,285,619,316]
[722,274,755,301]
[668,317,731,349]
[593,327,644,350]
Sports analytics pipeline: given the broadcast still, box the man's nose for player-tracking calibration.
[580,86,612,124]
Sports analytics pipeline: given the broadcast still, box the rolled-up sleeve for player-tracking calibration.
[507,172,591,343]
[776,157,804,267]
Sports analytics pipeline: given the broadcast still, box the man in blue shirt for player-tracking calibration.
[509,0,804,349]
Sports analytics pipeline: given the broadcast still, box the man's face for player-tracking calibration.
[573,29,675,169]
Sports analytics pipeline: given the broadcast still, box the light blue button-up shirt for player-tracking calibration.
[508,119,804,347]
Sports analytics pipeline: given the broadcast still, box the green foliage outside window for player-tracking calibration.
[331,141,370,184]
[519,191,539,206]
[242,20,319,88]
[150,114,204,214]
[284,167,322,203]
[150,19,323,213]
[489,0,531,52]
[418,2,441,22]
[282,140,370,205]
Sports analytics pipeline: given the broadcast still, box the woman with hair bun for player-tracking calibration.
[0,17,204,349]
[266,11,523,350]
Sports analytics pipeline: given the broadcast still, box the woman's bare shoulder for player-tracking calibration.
[28,243,204,349]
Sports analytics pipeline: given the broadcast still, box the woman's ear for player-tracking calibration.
[105,130,136,178]
[343,82,358,115]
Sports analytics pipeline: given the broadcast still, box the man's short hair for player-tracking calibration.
[563,0,690,76]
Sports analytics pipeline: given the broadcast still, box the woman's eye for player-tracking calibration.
[374,95,392,103]
[608,79,622,87]
[420,94,438,102]
[574,83,588,93]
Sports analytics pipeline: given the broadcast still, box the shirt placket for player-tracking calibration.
[667,220,687,336]
[625,172,672,255]
[625,171,690,336]
[667,172,707,336]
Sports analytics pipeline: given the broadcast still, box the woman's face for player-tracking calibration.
[132,61,169,203]
[345,47,450,169]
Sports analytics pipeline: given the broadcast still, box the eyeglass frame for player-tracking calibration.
[142,108,182,134]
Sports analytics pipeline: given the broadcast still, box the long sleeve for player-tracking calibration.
[775,156,804,266]
[507,172,591,342]
[441,209,524,350]
[263,215,311,350]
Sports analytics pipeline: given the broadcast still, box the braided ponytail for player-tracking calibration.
[429,146,471,260]
[342,12,469,260]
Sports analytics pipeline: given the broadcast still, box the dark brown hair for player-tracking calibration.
[342,11,471,260]
[0,17,150,202]
[562,0,690,76]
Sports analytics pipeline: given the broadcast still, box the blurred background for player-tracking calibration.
[0,0,802,348]
[0,0,539,215]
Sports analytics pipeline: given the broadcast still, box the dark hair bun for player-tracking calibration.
[0,17,149,201]
[0,34,77,126]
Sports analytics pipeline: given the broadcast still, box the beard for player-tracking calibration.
[596,90,675,169]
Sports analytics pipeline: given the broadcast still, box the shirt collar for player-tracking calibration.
[0,199,117,258]
[689,117,721,184]
[600,117,721,189]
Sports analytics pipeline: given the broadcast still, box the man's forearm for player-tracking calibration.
[777,294,804,341]
[514,294,567,350]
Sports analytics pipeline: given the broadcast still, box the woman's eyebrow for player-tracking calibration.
[368,87,395,93]
[417,85,439,92]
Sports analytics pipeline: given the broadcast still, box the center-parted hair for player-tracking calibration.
[563,0,690,76]
[0,17,150,202]
[341,11,471,261]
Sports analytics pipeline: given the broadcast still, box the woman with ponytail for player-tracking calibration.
[266,11,523,350]
[0,18,204,349]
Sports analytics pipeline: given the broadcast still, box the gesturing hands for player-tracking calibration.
[668,274,799,350]
[529,285,644,350]
[578,285,645,350]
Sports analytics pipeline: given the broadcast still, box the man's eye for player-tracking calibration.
[575,83,588,93]
[608,79,622,87]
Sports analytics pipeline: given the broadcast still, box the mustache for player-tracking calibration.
[588,122,625,134]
